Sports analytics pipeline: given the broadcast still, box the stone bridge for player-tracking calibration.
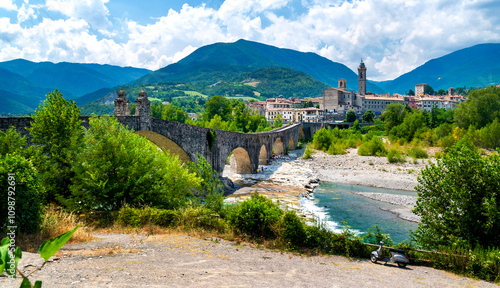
[0,90,324,175]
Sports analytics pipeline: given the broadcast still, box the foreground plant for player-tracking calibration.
[1,226,79,287]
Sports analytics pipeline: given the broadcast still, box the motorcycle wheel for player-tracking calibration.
[370,254,378,263]
[397,262,407,268]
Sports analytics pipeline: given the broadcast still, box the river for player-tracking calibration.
[299,182,419,244]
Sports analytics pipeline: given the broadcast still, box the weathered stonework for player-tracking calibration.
[114,90,130,116]
[135,89,151,131]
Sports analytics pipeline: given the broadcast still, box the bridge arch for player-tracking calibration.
[273,137,285,155]
[287,137,296,150]
[259,145,268,165]
[299,127,306,141]
[229,147,253,174]
[135,130,192,164]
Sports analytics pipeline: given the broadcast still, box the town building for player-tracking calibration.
[247,60,465,123]
[415,84,428,97]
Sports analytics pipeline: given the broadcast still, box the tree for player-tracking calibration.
[273,113,283,128]
[362,109,375,123]
[205,95,232,122]
[187,153,225,213]
[345,109,357,122]
[28,89,82,203]
[381,103,407,134]
[69,116,201,212]
[412,140,500,249]
[0,153,43,234]
[437,89,447,96]
[407,89,415,96]
[390,110,428,142]
[424,85,435,95]
[0,128,26,155]
[454,86,500,129]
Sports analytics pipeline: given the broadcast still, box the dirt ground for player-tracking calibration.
[3,233,498,288]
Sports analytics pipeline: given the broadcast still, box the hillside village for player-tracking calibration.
[248,60,468,124]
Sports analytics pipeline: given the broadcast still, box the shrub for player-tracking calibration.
[302,145,316,159]
[362,109,375,123]
[0,153,42,234]
[346,109,357,122]
[387,148,406,163]
[361,225,394,246]
[188,153,225,213]
[358,136,387,156]
[327,144,346,155]
[434,151,442,159]
[227,193,283,239]
[407,147,429,159]
[280,211,307,248]
[116,206,178,227]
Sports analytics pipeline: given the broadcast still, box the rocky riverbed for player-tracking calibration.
[223,145,432,223]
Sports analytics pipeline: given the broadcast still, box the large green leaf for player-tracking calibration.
[19,277,42,288]
[0,237,10,274]
[20,277,32,288]
[5,247,22,276]
[38,225,79,261]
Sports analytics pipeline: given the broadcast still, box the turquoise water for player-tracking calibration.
[300,182,419,244]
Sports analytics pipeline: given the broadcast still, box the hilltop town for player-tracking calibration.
[248,60,467,123]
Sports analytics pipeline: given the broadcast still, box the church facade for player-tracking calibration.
[322,60,408,115]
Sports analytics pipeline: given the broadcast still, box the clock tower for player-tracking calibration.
[358,59,366,96]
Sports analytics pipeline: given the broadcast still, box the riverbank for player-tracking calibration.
[223,146,430,223]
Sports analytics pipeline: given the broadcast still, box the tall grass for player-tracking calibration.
[15,206,93,252]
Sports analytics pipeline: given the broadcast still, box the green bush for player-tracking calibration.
[387,148,406,163]
[280,211,307,248]
[302,145,316,159]
[0,153,43,234]
[188,153,225,214]
[227,193,283,239]
[407,146,429,159]
[361,225,394,246]
[346,109,357,122]
[176,207,228,232]
[327,144,346,155]
[358,136,387,156]
[116,206,178,227]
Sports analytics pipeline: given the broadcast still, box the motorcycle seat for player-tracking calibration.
[389,248,405,253]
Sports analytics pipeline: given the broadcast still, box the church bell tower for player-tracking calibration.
[358,59,366,96]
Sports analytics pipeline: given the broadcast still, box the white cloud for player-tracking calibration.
[0,0,16,10]
[0,0,499,81]
[17,3,37,23]
[46,0,111,29]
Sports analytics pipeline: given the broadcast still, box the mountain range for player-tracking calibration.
[134,39,385,94]
[1,40,499,115]
[0,59,150,114]
[378,43,500,93]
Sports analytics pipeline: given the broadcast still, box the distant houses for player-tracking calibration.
[246,60,467,123]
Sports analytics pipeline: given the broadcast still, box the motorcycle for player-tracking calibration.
[370,241,409,268]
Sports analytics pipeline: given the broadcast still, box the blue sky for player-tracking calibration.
[1,0,499,80]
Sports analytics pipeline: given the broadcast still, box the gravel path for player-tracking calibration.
[3,233,496,288]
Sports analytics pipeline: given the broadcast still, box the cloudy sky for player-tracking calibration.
[1,0,499,81]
